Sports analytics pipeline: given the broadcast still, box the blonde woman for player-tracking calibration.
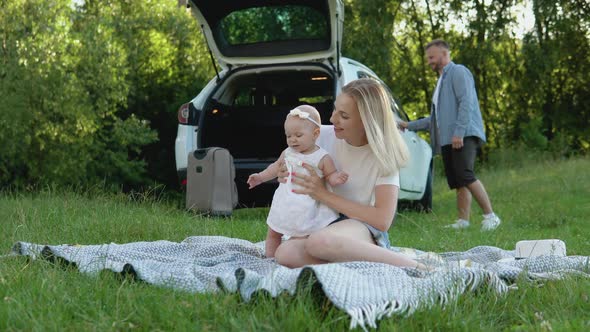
[274,78,428,271]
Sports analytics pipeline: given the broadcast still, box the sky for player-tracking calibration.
[512,1,536,38]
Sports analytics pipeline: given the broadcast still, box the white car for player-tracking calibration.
[175,0,433,210]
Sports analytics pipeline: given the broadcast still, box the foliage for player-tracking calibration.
[516,0,590,153]
[0,0,211,189]
[1,0,589,190]
[388,0,525,152]
[342,0,399,88]
[384,0,589,156]
[220,5,328,44]
[90,0,213,189]
[0,0,153,187]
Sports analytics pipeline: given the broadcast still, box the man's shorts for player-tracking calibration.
[441,136,481,189]
[330,214,391,249]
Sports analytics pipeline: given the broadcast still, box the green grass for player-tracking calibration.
[1,157,589,331]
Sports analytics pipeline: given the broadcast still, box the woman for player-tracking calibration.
[274,78,428,270]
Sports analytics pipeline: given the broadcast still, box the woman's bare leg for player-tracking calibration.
[305,219,422,268]
[274,238,326,268]
[276,220,424,269]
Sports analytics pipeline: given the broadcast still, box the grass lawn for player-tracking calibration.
[1,156,589,331]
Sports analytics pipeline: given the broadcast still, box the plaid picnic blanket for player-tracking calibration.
[12,236,590,330]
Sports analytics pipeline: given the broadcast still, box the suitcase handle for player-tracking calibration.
[193,148,211,160]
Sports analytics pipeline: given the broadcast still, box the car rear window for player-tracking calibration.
[219,5,329,45]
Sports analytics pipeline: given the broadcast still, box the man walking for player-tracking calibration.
[400,39,501,231]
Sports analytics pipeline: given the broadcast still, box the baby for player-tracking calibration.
[247,105,348,258]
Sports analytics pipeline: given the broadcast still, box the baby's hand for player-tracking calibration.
[247,173,263,189]
[328,171,349,186]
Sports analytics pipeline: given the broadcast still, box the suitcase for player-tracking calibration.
[186,147,238,216]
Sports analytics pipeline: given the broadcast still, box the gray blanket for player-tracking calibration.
[11,236,590,330]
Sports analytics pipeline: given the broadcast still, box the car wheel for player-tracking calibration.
[415,161,433,212]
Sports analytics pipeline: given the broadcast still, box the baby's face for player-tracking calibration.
[284,117,318,154]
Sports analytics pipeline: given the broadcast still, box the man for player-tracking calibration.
[399,39,501,231]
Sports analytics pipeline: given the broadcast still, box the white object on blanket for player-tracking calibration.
[515,239,566,258]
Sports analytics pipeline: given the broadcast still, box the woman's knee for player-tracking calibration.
[305,232,342,258]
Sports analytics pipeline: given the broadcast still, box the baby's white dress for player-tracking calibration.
[266,147,339,237]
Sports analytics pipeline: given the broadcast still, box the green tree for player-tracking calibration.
[389,0,444,119]
[452,0,523,151]
[84,0,213,189]
[0,0,32,184]
[221,5,328,44]
[0,0,96,185]
[517,0,590,153]
[342,0,399,88]
[0,0,157,188]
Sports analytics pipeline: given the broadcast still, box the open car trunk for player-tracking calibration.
[198,64,336,206]
[188,0,343,69]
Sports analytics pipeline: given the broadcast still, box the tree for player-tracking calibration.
[517,0,590,154]
[0,0,157,188]
[342,0,399,88]
[83,0,214,189]
[1,0,99,186]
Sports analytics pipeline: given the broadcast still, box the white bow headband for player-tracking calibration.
[288,108,320,127]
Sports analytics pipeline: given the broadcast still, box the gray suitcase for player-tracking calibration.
[186,147,238,216]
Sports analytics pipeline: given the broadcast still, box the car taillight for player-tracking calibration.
[177,103,189,124]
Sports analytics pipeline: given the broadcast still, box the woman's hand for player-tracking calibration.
[290,163,329,200]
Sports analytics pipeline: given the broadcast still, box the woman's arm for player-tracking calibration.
[317,184,397,232]
[291,164,397,232]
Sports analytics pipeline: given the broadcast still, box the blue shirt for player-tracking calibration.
[408,62,486,154]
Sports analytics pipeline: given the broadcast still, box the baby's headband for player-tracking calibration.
[288,108,320,127]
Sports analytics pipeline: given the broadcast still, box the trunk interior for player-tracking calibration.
[198,65,336,206]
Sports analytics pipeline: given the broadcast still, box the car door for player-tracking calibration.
[398,130,432,199]
[391,100,432,200]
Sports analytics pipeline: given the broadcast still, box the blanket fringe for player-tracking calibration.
[347,268,511,331]
[457,269,510,294]
[347,300,408,331]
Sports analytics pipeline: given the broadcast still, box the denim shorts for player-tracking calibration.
[329,214,391,249]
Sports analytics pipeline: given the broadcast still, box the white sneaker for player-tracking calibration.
[444,219,470,229]
[481,214,501,231]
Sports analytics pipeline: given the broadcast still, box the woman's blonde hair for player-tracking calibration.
[341,78,409,175]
